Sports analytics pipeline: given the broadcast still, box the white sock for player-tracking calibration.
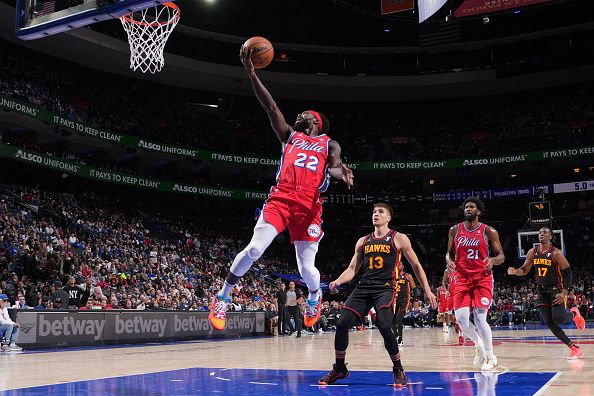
[473,308,494,357]
[218,282,234,300]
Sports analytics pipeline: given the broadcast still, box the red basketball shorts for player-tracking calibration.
[448,281,456,312]
[261,184,324,244]
[453,272,493,310]
[438,293,449,314]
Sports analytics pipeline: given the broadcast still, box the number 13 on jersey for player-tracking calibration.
[369,256,384,269]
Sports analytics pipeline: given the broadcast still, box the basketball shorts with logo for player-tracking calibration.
[261,184,324,243]
[343,286,396,321]
[453,272,493,309]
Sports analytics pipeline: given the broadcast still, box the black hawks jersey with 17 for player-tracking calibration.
[533,245,564,288]
[359,229,402,289]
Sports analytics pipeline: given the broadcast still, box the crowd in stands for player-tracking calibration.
[0,184,290,316]
[2,42,594,170]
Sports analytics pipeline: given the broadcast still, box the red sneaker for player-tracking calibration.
[458,335,465,345]
[393,367,407,387]
[570,307,586,331]
[567,345,584,360]
[318,364,349,385]
[304,291,322,328]
[208,295,229,331]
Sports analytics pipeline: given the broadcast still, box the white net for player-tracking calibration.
[120,2,180,74]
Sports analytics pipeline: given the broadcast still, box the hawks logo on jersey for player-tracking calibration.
[276,132,331,192]
[454,223,490,275]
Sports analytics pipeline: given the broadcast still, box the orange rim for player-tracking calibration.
[121,2,180,27]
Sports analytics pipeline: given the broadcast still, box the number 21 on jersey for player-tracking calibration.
[467,249,480,259]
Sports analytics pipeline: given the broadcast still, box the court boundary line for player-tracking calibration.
[533,372,562,396]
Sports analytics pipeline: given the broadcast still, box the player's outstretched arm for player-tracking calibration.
[328,141,354,189]
[441,270,449,292]
[239,45,292,143]
[507,248,534,276]
[396,233,437,308]
[329,237,365,292]
[445,225,457,271]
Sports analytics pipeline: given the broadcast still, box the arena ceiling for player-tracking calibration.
[175,0,593,47]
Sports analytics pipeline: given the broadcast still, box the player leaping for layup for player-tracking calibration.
[209,44,354,331]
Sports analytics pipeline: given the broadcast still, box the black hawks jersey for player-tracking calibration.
[533,245,563,288]
[395,272,410,300]
[359,229,402,289]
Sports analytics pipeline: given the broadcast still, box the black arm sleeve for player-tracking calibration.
[561,267,572,290]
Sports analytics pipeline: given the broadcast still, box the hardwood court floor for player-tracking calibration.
[0,325,591,395]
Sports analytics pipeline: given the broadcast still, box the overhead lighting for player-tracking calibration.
[190,103,218,108]
[589,166,594,171]
[445,10,453,22]
[573,168,581,173]
[514,10,521,14]
[384,28,391,33]
[429,179,435,185]
[510,174,517,178]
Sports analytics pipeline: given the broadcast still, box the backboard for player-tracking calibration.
[16,0,174,40]
[517,229,565,259]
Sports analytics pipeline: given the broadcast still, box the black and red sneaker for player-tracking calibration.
[393,367,407,388]
[318,364,350,385]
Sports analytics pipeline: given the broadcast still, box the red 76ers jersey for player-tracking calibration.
[454,222,490,275]
[276,131,331,192]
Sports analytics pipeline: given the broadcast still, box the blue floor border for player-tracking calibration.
[0,367,557,396]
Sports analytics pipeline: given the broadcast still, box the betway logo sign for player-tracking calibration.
[115,316,167,337]
[39,315,105,341]
[174,315,256,333]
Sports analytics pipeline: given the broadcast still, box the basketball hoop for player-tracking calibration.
[120,2,180,74]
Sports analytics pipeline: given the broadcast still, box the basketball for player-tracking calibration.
[243,36,274,69]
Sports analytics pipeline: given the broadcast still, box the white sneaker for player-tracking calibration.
[8,344,22,352]
[444,326,450,333]
[481,355,498,371]
[474,349,486,366]
[398,341,404,348]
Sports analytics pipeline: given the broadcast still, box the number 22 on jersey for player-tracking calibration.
[294,153,319,172]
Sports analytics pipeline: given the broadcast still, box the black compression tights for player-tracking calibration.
[335,308,400,357]
[538,305,574,346]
